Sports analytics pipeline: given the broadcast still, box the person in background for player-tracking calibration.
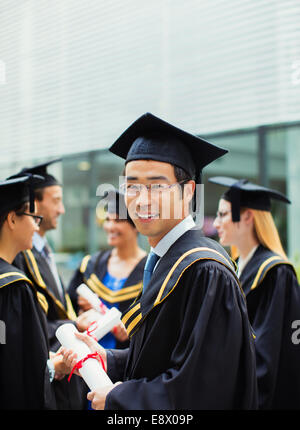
[211,176,300,410]
[68,189,147,350]
[0,176,68,410]
[11,160,88,410]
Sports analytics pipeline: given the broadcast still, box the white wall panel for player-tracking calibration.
[0,0,299,174]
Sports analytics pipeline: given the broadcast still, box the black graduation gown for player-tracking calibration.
[239,245,300,410]
[67,250,147,349]
[14,247,77,349]
[0,258,56,410]
[104,230,258,410]
[13,248,88,410]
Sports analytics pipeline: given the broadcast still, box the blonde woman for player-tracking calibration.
[210,176,300,410]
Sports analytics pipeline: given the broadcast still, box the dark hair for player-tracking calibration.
[34,188,45,202]
[106,213,136,229]
[124,214,136,228]
[174,165,197,213]
[123,164,193,183]
[0,201,29,231]
[173,165,193,187]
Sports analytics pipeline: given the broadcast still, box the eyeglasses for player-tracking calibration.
[215,210,231,220]
[120,180,189,197]
[19,212,43,227]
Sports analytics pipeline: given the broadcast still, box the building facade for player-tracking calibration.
[0,0,299,271]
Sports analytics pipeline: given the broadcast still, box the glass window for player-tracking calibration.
[203,131,258,239]
[266,127,289,252]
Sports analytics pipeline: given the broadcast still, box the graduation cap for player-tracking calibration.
[102,189,135,226]
[0,175,44,217]
[109,113,228,184]
[7,158,62,189]
[209,176,291,222]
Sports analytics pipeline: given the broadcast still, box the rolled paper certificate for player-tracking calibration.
[83,308,103,324]
[76,284,107,314]
[56,323,112,390]
[87,307,122,341]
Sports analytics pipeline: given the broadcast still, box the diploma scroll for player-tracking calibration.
[76,284,106,314]
[86,307,122,341]
[76,283,123,341]
[56,323,112,390]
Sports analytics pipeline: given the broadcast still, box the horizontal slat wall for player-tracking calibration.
[168,0,300,131]
[0,0,299,175]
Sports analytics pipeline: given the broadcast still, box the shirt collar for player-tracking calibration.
[152,215,196,259]
[237,245,259,277]
[32,231,47,253]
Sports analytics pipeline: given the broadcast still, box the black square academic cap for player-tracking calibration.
[0,175,44,217]
[109,113,228,184]
[7,158,62,189]
[209,176,291,222]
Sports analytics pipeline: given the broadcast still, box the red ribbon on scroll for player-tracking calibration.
[68,351,107,383]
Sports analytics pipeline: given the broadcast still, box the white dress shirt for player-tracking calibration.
[151,215,196,272]
[32,232,65,300]
[237,245,259,278]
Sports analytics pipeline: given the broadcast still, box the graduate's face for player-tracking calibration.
[214,199,251,246]
[103,213,137,247]
[35,185,65,233]
[213,199,237,246]
[13,203,40,250]
[124,160,193,247]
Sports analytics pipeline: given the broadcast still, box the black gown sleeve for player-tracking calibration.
[247,264,300,410]
[105,262,257,410]
[67,267,84,315]
[0,281,54,410]
[106,349,129,383]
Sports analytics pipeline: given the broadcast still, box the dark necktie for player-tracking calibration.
[43,243,64,301]
[43,242,52,261]
[143,251,159,293]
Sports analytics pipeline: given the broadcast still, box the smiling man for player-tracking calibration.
[123,160,193,244]
[11,160,74,339]
[65,113,258,410]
